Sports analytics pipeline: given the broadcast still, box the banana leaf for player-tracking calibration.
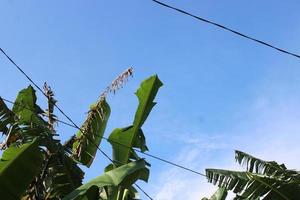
[0,139,44,200]
[109,75,162,165]
[63,159,149,200]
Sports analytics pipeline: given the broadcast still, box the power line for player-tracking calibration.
[2,96,221,195]
[134,184,154,200]
[0,48,154,200]
[0,97,243,193]
[152,0,300,60]
[2,97,207,178]
[0,48,82,130]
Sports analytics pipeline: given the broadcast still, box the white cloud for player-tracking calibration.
[152,148,218,200]
[148,92,300,200]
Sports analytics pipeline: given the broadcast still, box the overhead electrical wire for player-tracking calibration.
[0,96,247,192]
[1,96,270,197]
[1,96,207,178]
[152,0,300,60]
[134,184,154,200]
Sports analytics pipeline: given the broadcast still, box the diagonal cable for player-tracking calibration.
[1,97,209,178]
[1,96,238,194]
[152,0,300,60]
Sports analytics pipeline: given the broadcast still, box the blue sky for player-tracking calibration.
[1,0,300,199]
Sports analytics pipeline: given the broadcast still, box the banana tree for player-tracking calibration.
[204,150,300,200]
[67,74,162,199]
[0,69,161,200]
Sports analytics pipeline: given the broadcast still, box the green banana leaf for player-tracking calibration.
[109,75,162,165]
[9,86,85,198]
[235,150,300,180]
[72,99,110,167]
[63,159,149,200]
[12,86,45,125]
[0,97,15,135]
[0,139,44,200]
[205,168,299,200]
[1,87,47,147]
[47,152,85,198]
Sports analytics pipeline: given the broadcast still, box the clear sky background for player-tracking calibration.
[1,0,300,199]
